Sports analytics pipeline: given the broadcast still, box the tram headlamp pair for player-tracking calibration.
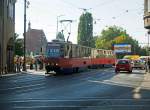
[50,63,58,66]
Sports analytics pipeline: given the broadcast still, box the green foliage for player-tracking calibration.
[14,33,24,56]
[95,25,147,57]
[90,36,98,48]
[56,31,65,41]
[15,39,24,56]
[77,12,93,47]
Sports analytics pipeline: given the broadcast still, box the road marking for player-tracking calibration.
[88,79,141,88]
[133,87,141,93]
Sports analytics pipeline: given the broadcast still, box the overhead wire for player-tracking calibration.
[17,0,145,35]
[91,0,118,9]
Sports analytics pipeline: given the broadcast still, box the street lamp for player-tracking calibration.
[56,15,64,37]
[23,0,29,71]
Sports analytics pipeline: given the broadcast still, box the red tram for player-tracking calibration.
[44,40,116,74]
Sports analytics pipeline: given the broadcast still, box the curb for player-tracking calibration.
[0,72,24,77]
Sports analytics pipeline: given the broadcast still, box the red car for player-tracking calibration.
[115,59,132,73]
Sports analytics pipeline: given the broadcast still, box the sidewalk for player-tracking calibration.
[0,72,23,77]
[0,69,46,77]
[27,69,46,75]
[141,72,150,89]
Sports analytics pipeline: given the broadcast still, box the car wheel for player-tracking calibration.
[129,70,132,73]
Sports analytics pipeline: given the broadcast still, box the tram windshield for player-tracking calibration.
[46,43,60,58]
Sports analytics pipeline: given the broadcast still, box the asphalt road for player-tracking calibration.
[0,68,150,110]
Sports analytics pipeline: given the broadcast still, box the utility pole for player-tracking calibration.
[23,0,29,71]
[1,0,4,74]
[23,0,27,71]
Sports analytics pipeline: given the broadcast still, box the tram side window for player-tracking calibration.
[72,45,76,58]
[85,47,88,57]
[70,44,72,58]
[64,44,67,57]
[82,47,85,57]
[99,50,103,55]
[79,46,82,57]
[88,48,91,57]
[103,50,106,55]
[105,50,108,57]
[66,44,72,58]
[77,45,80,57]
[72,45,74,58]
[64,44,70,58]
[60,45,64,57]
[81,47,84,57]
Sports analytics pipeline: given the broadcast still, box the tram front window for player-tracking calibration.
[46,48,60,58]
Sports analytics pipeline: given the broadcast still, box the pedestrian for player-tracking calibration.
[16,57,21,72]
[147,58,150,73]
[144,58,148,73]
[4,64,8,74]
[34,59,38,71]
[14,56,17,72]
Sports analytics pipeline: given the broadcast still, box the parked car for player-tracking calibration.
[115,59,133,73]
[132,59,145,69]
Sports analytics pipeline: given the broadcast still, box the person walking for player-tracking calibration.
[34,59,38,71]
[16,57,21,72]
[147,58,150,73]
[144,58,148,73]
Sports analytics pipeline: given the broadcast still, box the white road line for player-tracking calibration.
[88,79,141,88]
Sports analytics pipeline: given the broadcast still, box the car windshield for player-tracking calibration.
[118,60,129,64]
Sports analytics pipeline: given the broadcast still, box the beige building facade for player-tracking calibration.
[144,0,150,29]
[0,0,16,74]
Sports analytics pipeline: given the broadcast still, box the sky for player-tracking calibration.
[15,0,147,45]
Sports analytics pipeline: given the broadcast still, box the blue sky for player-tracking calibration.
[15,0,147,45]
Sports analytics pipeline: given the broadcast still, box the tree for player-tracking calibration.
[14,33,24,56]
[15,38,24,56]
[90,36,98,48]
[96,25,147,57]
[56,31,65,41]
[77,12,93,47]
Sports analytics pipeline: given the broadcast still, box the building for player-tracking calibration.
[0,0,16,74]
[26,22,47,56]
[144,0,150,29]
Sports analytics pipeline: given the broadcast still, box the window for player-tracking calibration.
[8,0,14,20]
[148,0,150,12]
